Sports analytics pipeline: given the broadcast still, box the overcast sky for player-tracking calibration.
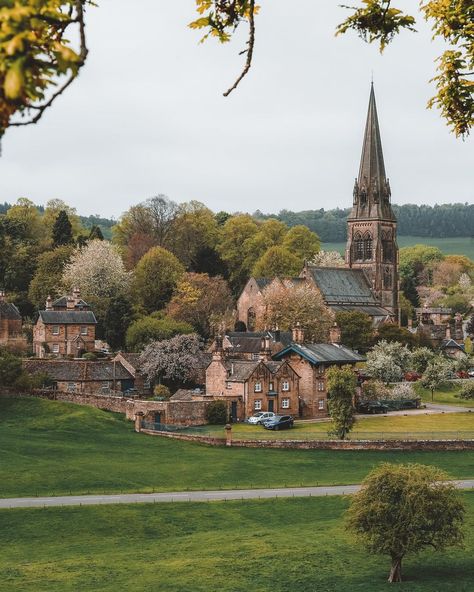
[1,1,472,219]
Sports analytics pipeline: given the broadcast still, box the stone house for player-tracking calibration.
[113,352,152,395]
[33,289,97,358]
[413,308,464,348]
[206,337,300,421]
[23,359,134,393]
[440,338,466,360]
[0,290,27,351]
[273,327,365,418]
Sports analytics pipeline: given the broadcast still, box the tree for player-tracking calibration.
[52,210,73,247]
[140,333,203,387]
[410,347,435,374]
[43,199,83,239]
[0,349,23,386]
[366,340,412,384]
[421,355,454,401]
[166,273,233,338]
[456,381,474,400]
[126,315,193,352]
[88,225,104,241]
[28,245,74,308]
[206,400,228,425]
[252,246,302,278]
[132,246,185,313]
[326,365,357,440]
[104,295,133,351]
[347,463,465,583]
[282,225,320,261]
[467,314,474,337]
[310,250,345,268]
[262,280,334,342]
[374,324,417,347]
[335,311,373,351]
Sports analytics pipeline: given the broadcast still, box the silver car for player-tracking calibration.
[247,411,276,425]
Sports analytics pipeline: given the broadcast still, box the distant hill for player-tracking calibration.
[254,203,474,242]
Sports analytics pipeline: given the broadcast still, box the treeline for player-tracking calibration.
[255,203,474,242]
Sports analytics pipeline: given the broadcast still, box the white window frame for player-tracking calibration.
[52,343,60,354]
[67,383,76,392]
[80,326,88,336]
[282,380,290,392]
[254,381,262,393]
[318,399,325,410]
[52,326,60,335]
[251,353,260,360]
[281,398,290,409]
[226,381,232,390]
[254,399,262,410]
[318,381,325,392]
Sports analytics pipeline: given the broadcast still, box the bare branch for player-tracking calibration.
[223,0,256,97]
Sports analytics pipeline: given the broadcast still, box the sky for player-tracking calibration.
[0,1,472,220]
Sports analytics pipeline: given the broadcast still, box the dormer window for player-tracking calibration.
[254,382,262,393]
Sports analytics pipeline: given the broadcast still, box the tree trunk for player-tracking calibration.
[388,556,403,583]
[431,389,434,402]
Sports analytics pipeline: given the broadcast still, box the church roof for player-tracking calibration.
[350,84,396,222]
[305,266,378,306]
[273,343,365,365]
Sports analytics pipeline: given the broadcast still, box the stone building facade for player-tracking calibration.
[33,289,97,358]
[0,290,27,351]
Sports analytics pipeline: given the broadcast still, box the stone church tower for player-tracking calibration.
[346,84,399,317]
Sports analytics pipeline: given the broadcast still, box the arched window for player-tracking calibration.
[353,232,364,261]
[247,307,256,332]
[363,232,373,260]
[382,231,393,263]
[384,267,392,289]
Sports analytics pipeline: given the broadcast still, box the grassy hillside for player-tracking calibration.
[1,398,474,498]
[323,236,474,259]
[1,495,473,591]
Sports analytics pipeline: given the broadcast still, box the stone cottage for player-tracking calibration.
[0,290,27,351]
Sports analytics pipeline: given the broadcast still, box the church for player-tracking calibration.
[237,84,399,329]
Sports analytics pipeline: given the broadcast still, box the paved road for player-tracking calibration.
[1,480,473,509]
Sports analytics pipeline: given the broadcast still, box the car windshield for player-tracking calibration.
[253,412,264,417]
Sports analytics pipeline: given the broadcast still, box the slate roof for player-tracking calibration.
[224,360,260,382]
[225,331,293,353]
[52,296,89,309]
[441,339,465,351]
[39,310,97,325]
[305,266,378,306]
[273,342,365,365]
[255,278,273,290]
[0,300,21,321]
[331,304,393,318]
[170,389,197,401]
[23,360,133,381]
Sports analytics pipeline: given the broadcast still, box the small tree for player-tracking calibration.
[421,356,454,401]
[206,400,228,424]
[126,315,193,352]
[52,210,73,246]
[456,381,474,401]
[410,347,435,374]
[326,365,356,440]
[104,295,134,351]
[0,349,23,386]
[347,463,465,583]
[335,310,373,351]
[366,340,412,384]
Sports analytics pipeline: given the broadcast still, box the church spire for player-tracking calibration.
[351,83,395,221]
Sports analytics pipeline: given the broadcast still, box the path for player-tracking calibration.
[1,480,473,509]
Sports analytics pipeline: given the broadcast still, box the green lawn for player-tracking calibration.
[200,412,474,440]
[415,381,474,408]
[1,494,474,592]
[323,236,474,259]
[1,397,474,498]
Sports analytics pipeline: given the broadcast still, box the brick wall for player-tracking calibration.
[33,319,96,357]
[236,278,267,330]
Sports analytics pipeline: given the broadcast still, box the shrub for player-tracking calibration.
[82,352,97,360]
[456,382,474,400]
[360,380,390,402]
[389,382,415,400]
[153,384,171,399]
[206,400,228,425]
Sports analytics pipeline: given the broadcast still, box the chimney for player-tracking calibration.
[212,334,224,362]
[329,322,342,345]
[45,295,53,310]
[273,326,281,343]
[445,325,451,340]
[407,318,413,329]
[66,295,75,310]
[260,336,272,361]
[73,287,81,306]
[292,322,305,345]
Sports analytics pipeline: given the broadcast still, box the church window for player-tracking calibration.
[363,233,373,260]
[247,307,256,332]
[384,268,392,289]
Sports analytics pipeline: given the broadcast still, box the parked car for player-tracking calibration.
[263,415,294,430]
[356,401,390,414]
[456,370,469,379]
[247,411,275,425]
[468,368,474,379]
[404,371,421,382]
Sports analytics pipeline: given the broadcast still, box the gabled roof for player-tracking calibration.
[223,359,286,382]
[52,296,89,309]
[305,266,378,306]
[38,310,97,325]
[441,339,465,351]
[225,330,293,353]
[255,278,273,290]
[330,304,393,318]
[23,360,133,381]
[0,300,21,321]
[273,342,365,365]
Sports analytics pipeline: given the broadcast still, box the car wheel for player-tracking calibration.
[275,425,279,431]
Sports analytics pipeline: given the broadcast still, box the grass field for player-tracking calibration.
[1,397,474,498]
[1,495,473,592]
[415,381,474,408]
[200,412,474,440]
[323,236,474,258]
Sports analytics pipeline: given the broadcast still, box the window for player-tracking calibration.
[67,383,76,392]
[226,382,232,390]
[81,326,88,336]
[318,382,325,392]
[254,382,262,392]
[281,398,290,409]
[318,399,325,410]
[364,235,373,260]
[52,326,60,335]
[317,364,325,376]
[251,353,260,360]
[269,382,274,391]
[52,343,60,354]
[282,381,290,392]
[254,399,262,410]
[247,307,256,332]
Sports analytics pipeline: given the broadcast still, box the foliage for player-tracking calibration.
[252,245,302,278]
[335,310,373,351]
[438,292,472,315]
[166,272,233,338]
[262,280,334,342]
[389,381,415,400]
[88,225,104,241]
[360,379,390,402]
[410,346,435,374]
[43,199,83,239]
[0,0,90,140]
[375,323,417,347]
[51,210,73,247]
[28,245,73,308]
[346,462,465,582]
[310,250,345,267]
[153,384,171,399]
[421,355,455,400]
[125,315,193,352]
[366,340,411,383]
[281,224,321,261]
[0,348,23,386]
[456,381,474,400]
[326,365,357,440]
[140,333,204,386]
[206,400,228,425]
[104,295,133,351]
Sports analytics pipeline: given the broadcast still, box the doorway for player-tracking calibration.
[268,400,274,413]
[230,401,238,422]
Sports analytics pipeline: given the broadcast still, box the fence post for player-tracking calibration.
[225,423,232,447]
[134,411,144,433]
